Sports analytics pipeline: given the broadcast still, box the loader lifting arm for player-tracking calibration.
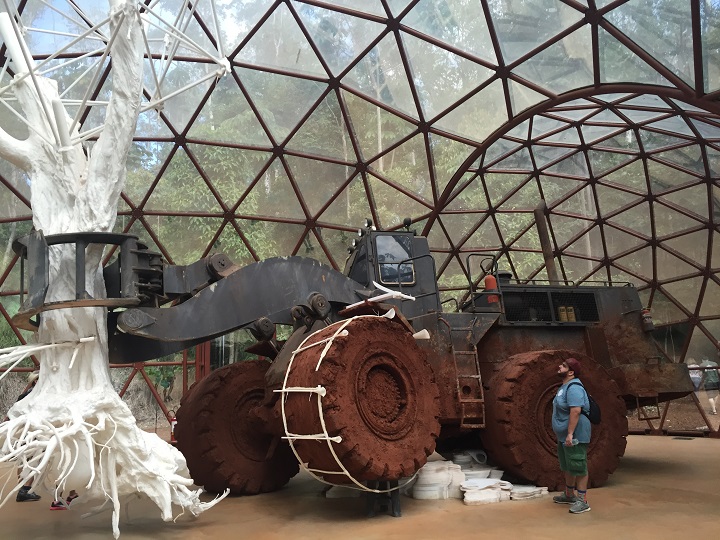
[11,231,371,363]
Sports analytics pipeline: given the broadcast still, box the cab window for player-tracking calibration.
[376,235,414,285]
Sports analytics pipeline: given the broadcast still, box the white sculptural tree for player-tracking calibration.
[0,1,229,536]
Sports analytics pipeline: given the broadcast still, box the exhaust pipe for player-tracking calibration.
[534,201,561,284]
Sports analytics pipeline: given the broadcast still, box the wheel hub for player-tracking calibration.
[356,353,415,441]
[231,388,272,461]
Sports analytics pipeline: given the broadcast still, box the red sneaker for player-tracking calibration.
[50,501,67,510]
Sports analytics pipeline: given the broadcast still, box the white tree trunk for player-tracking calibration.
[0,2,225,537]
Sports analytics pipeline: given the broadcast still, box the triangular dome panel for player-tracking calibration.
[606,0,694,86]
[699,278,720,318]
[498,179,542,211]
[190,145,272,209]
[495,212,534,245]
[429,134,477,196]
[596,184,645,217]
[287,92,356,161]
[403,33,493,119]
[239,68,325,144]
[445,174,490,211]
[296,4,385,76]
[606,201,652,238]
[437,255,468,290]
[403,0,497,64]
[123,142,175,207]
[489,147,533,171]
[369,134,433,203]
[511,26,593,94]
[287,156,353,217]
[555,186,597,219]
[663,277,703,316]
[599,160,647,193]
[485,173,530,207]
[366,174,430,229]
[318,176,374,227]
[438,213,480,247]
[540,175,585,206]
[211,221,255,266]
[195,0,273,55]
[656,247,700,281]
[603,224,648,258]
[492,0,584,65]
[654,146,704,176]
[237,3,326,76]
[188,72,272,146]
[241,160,306,219]
[434,79,507,142]
[647,159,698,195]
[161,65,215,134]
[342,91,418,161]
[251,222,308,259]
[614,246,654,281]
[549,213,594,249]
[653,203,704,237]
[588,149,636,178]
[662,230,709,267]
[511,225,541,250]
[144,149,221,212]
[344,34,419,117]
[649,289,687,325]
[598,27,673,86]
[564,225,603,260]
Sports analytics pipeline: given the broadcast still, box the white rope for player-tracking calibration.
[279,314,415,494]
[345,281,416,309]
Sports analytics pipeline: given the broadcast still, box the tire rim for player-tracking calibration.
[535,383,561,454]
[231,387,271,461]
[355,353,416,441]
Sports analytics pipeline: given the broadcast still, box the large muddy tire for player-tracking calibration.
[284,316,440,482]
[481,350,628,490]
[175,360,299,495]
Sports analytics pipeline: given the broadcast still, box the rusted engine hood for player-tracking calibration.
[607,362,694,402]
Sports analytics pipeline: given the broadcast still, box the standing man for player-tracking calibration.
[551,357,591,514]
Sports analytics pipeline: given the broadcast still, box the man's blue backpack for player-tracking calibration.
[567,381,601,425]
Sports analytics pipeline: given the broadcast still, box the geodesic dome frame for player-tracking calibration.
[1,0,719,365]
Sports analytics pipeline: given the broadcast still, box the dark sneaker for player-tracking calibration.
[50,501,67,510]
[553,493,577,504]
[569,499,591,514]
[16,490,41,502]
[66,493,78,505]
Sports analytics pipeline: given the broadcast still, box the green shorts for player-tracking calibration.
[557,442,588,477]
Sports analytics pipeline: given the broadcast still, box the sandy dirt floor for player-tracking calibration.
[0,435,718,539]
[627,391,720,434]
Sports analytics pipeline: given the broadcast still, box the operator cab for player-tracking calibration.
[344,219,440,318]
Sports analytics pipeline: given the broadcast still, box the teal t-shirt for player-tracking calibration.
[552,379,591,444]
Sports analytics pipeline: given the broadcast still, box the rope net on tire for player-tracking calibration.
[276,311,418,494]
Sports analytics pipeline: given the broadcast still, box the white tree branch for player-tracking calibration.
[84,0,143,231]
[0,124,31,170]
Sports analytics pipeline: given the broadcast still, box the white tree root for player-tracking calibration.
[0,2,229,535]
[1,381,227,538]
[1,343,227,539]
